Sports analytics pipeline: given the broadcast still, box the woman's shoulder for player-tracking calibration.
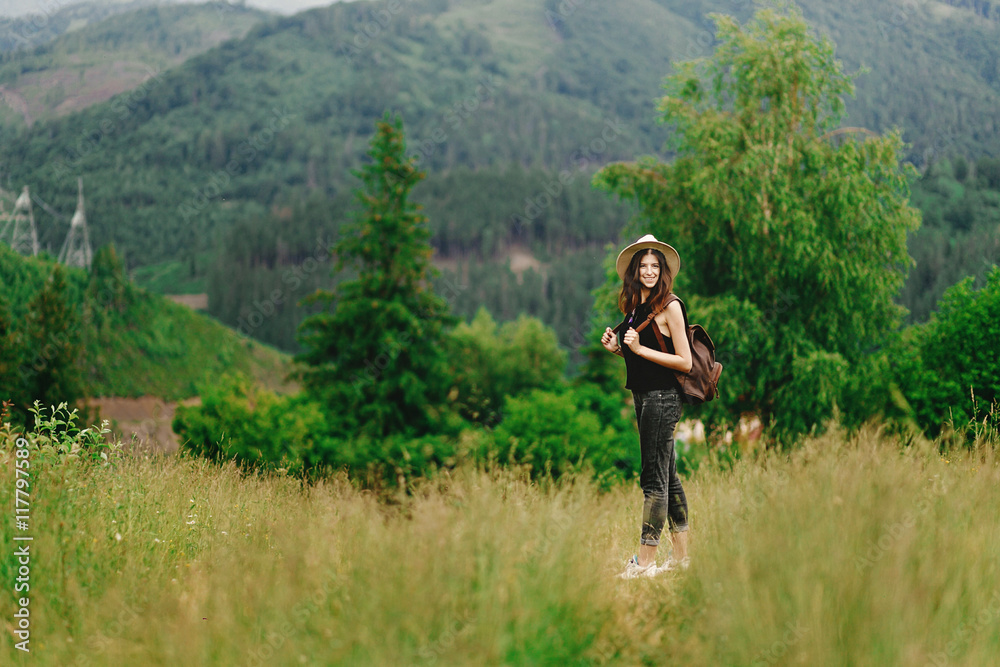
[656,292,684,312]
[654,294,684,322]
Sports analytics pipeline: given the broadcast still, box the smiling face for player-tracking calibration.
[619,246,673,314]
[638,251,661,291]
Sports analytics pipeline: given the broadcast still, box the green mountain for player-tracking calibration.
[0,0,212,53]
[0,2,268,129]
[1,0,999,355]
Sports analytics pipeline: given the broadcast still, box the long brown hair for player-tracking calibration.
[618,248,674,315]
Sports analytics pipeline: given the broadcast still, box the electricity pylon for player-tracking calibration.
[58,177,93,269]
[0,185,40,257]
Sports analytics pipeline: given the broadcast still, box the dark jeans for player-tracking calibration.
[632,388,688,546]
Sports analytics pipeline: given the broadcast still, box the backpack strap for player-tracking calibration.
[611,307,659,337]
[661,293,690,330]
[642,311,669,353]
[614,294,687,353]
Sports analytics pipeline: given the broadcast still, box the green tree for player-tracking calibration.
[296,112,455,437]
[953,156,969,183]
[21,265,83,411]
[891,267,1000,437]
[445,307,567,425]
[0,294,26,410]
[593,8,921,439]
[977,157,1000,190]
[87,243,133,317]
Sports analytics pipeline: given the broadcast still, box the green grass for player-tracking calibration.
[2,422,998,665]
[130,256,211,295]
[84,291,294,400]
[0,244,293,401]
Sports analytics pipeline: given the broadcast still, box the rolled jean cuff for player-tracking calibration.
[640,537,660,546]
[669,524,689,534]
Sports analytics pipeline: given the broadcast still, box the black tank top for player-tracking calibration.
[618,300,682,392]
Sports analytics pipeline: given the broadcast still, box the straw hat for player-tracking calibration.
[615,234,680,280]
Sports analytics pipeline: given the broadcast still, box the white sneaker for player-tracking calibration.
[658,556,690,573]
[618,555,660,579]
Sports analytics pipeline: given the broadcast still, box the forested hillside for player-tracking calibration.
[938,0,1000,21]
[0,0,165,53]
[0,2,267,129]
[906,155,1000,322]
[1,0,999,354]
[0,243,290,426]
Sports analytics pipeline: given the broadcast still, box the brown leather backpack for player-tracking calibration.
[614,294,723,404]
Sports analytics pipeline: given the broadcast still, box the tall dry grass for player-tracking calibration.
[2,425,999,665]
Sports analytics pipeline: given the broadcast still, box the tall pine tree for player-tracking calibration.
[0,294,26,411]
[87,244,133,317]
[296,113,455,437]
[21,265,83,413]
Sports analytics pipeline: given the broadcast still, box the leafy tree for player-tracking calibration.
[445,307,567,425]
[296,112,456,437]
[593,8,921,439]
[953,156,969,183]
[891,267,1000,437]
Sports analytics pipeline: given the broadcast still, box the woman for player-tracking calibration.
[601,234,693,579]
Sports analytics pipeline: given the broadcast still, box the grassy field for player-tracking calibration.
[2,423,998,665]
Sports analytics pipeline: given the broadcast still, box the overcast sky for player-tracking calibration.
[0,0,342,18]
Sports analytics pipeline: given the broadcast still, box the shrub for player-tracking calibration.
[173,375,330,475]
[172,375,477,487]
[771,349,850,443]
[1,400,118,466]
[489,388,635,484]
[446,308,567,425]
[891,267,1000,438]
[334,430,482,491]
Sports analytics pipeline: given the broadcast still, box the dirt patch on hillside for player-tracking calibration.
[431,245,548,284]
[508,245,544,279]
[88,396,202,455]
[0,86,32,126]
[14,61,154,119]
[165,293,209,310]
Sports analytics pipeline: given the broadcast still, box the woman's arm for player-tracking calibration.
[622,301,692,372]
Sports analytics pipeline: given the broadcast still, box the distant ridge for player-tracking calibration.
[0,0,997,355]
[1,0,178,53]
[2,0,998,269]
[0,2,268,127]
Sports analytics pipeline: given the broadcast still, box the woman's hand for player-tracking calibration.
[623,328,641,354]
[601,327,620,354]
